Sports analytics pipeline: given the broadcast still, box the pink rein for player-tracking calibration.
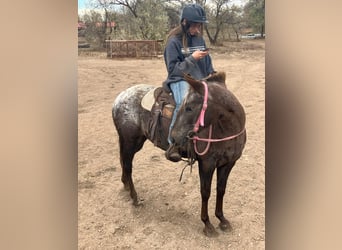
[191,81,245,156]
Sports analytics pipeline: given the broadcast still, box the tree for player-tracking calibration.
[225,5,244,41]
[80,10,107,47]
[107,0,168,39]
[243,0,265,36]
[204,0,231,45]
[79,0,260,47]
[134,0,169,39]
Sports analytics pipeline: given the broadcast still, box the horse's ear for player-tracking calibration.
[184,73,204,95]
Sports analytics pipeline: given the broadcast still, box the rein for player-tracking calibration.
[190,81,245,156]
[193,81,208,133]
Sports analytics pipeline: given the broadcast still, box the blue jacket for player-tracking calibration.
[162,33,215,92]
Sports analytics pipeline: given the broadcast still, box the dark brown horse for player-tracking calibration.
[112,72,246,236]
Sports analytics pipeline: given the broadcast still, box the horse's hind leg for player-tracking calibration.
[118,133,146,206]
[215,163,234,231]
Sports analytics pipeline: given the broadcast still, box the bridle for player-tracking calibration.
[188,80,245,156]
[179,80,245,181]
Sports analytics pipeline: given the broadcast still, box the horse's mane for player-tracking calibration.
[184,71,226,84]
[204,71,226,83]
[184,72,227,95]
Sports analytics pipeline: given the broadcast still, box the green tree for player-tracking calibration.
[107,0,168,39]
[203,0,229,45]
[80,10,106,47]
[243,0,265,36]
[134,0,168,39]
[224,5,244,41]
[79,0,254,46]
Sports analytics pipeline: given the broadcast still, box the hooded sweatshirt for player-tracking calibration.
[162,33,215,92]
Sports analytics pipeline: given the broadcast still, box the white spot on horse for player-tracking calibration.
[113,84,154,126]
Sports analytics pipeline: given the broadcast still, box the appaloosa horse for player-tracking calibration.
[112,72,246,236]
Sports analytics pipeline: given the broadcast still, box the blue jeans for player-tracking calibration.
[168,80,189,144]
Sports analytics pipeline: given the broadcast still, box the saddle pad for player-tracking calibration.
[141,87,157,111]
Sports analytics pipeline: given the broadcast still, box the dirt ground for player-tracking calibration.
[78,40,265,249]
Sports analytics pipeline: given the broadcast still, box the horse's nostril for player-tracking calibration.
[187,131,195,139]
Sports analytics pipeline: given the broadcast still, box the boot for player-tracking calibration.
[165,144,182,162]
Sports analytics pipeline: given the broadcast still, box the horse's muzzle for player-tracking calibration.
[165,144,182,162]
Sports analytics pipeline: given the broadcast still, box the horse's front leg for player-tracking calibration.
[215,163,234,231]
[198,163,217,237]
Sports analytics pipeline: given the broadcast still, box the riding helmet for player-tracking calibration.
[180,4,208,23]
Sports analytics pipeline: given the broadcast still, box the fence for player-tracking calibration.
[105,40,164,58]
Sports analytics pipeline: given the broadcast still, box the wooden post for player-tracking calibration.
[110,40,113,58]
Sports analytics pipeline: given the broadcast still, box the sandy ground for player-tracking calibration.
[78,40,265,249]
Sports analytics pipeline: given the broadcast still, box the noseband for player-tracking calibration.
[189,81,245,156]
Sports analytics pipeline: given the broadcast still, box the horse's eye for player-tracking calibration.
[185,106,192,112]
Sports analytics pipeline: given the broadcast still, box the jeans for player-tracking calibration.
[168,80,189,144]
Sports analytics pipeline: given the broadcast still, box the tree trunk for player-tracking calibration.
[205,26,214,45]
[260,24,265,38]
[233,27,240,41]
[205,26,220,45]
[213,27,220,44]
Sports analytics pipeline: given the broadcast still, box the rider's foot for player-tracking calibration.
[165,144,182,162]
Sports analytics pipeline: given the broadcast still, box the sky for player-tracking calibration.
[78,0,87,11]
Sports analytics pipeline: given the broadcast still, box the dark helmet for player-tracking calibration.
[180,4,208,23]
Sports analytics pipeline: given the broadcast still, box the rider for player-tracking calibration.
[163,3,216,162]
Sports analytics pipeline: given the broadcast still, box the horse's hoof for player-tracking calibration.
[133,198,144,207]
[203,225,219,237]
[121,179,130,191]
[219,220,232,232]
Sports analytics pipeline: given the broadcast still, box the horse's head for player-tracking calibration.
[170,72,245,151]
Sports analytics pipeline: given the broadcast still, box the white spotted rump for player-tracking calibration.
[113,84,154,126]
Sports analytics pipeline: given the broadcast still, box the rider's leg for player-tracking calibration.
[166,80,189,161]
[168,80,189,143]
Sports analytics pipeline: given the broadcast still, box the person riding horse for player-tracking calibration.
[162,4,216,162]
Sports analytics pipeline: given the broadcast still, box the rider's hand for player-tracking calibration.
[192,50,209,61]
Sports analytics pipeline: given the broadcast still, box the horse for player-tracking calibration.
[112,72,246,237]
